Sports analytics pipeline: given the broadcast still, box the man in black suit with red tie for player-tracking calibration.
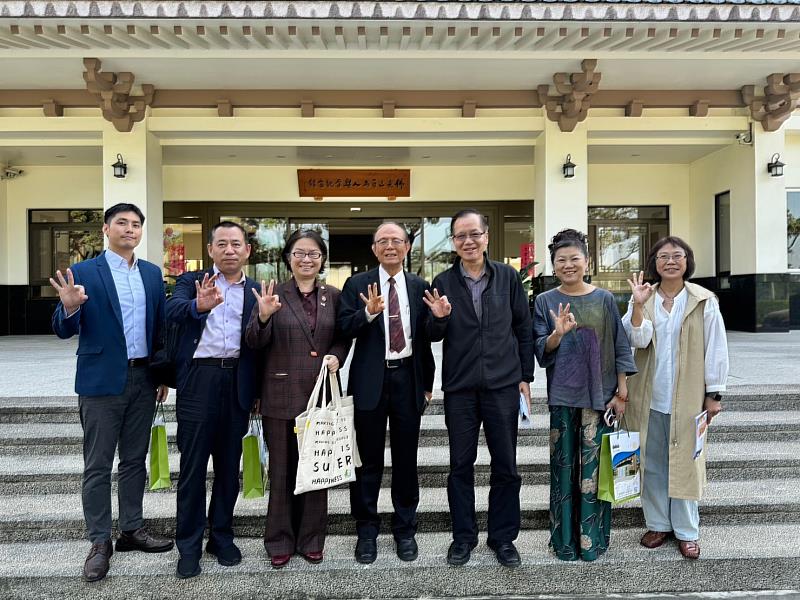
[336,222,435,565]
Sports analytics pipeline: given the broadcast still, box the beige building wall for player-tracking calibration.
[5,166,103,284]
[786,134,800,190]
[0,180,7,284]
[163,164,535,203]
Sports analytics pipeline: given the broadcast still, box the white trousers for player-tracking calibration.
[641,409,700,541]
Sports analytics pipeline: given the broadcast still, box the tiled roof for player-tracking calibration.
[2,1,800,21]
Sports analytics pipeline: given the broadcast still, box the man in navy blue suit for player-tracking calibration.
[51,203,173,583]
[166,220,260,579]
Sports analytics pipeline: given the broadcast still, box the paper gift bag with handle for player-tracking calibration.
[148,403,171,491]
[241,416,267,499]
[598,420,641,505]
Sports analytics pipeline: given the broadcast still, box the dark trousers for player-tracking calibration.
[263,417,328,556]
[175,363,250,559]
[350,363,421,541]
[444,384,521,546]
[79,365,155,543]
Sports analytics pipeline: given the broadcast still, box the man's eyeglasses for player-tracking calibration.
[374,238,407,248]
[451,231,486,243]
[655,253,686,263]
[291,250,322,260]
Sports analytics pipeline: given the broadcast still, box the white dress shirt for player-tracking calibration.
[365,266,413,360]
[193,266,245,359]
[622,289,729,415]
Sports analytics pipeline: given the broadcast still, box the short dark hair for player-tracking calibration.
[548,228,589,265]
[373,221,410,243]
[450,209,488,235]
[645,236,696,281]
[104,203,145,225]
[281,229,328,271]
[208,220,248,244]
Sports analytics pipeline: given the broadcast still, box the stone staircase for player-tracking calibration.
[1,386,799,599]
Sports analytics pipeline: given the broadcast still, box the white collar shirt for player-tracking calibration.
[371,265,413,360]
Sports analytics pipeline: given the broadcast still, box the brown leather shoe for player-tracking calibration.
[640,530,671,549]
[678,540,701,559]
[83,540,113,582]
[270,554,291,569]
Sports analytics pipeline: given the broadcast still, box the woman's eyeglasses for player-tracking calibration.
[291,251,322,260]
[655,253,686,263]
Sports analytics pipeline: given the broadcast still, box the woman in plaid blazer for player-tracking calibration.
[245,229,351,569]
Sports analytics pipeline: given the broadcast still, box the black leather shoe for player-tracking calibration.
[176,556,201,579]
[354,538,377,564]
[395,537,418,562]
[490,541,521,568]
[447,540,477,566]
[115,527,174,553]
[83,540,113,582]
[206,540,242,566]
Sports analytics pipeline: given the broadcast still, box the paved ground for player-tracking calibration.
[0,330,797,398]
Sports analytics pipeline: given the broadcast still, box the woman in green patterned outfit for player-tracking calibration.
[533,229,637,561]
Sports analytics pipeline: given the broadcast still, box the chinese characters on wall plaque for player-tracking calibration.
[297,169,411,200]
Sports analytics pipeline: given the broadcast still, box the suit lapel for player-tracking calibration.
[96,252,124,334]
[406,274,417,339]
[241,275,258,334]
[314,283,330,346]
[282,280,316,349]
[369,268,385,337]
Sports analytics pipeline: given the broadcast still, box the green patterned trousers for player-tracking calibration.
[548,405,612,561]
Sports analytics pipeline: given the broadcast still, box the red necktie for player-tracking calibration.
[387,277,406,353]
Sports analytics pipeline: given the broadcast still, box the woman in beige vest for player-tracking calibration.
[623,236,728,560]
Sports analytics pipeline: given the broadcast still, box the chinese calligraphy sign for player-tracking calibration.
[297,169,411,198]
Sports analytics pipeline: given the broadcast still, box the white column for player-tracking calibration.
[749,127,788,274]
[534,119,589,276]
[102,119,163,264]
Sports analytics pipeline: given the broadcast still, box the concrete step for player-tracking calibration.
[0,524,798,599]
[0,478,797,542]
[2,388,799,423]
[1,440,798,495]
[2,410,797,455]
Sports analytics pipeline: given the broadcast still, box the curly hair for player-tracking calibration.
[548,228,589,266]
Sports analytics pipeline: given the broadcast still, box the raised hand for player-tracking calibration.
[627,271,654,306]
[359,282,385,315]
[49,268,88,314]
[252,279,282,322]
[549,302,577,337]
[195,273,224,313]
[423,289,451,318]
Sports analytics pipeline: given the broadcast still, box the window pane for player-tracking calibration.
[589,207,639,221]
[53,229,104,272]
[420,217,453,282]
[504,216,535,275]
[223,217,288,282]
[596,225,646,274]
[163,223,204,278]
[69,210,103,223]
[717,192,731,275]
[789,191,800,270]
[30,210,69,223]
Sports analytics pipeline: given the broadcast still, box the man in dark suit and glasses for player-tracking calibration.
[167,220,260,579]
[337,222,435,565]
[50,202,173,583]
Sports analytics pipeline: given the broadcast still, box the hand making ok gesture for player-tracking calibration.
[195,273,224,313]
[49,268,89,315]
[549,302,577,337]
[627,270,655,306]
[359,282,385,315]
[423,288,451,318]
[252,279,282,323]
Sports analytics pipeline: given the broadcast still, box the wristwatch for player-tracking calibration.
[707,392,722,401]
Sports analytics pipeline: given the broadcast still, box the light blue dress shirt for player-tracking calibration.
[192,265,245,359]
[105,248,148,360]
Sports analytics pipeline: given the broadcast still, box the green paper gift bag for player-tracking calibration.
[148,404,171,491]
[241,417,267,499]
[598,428,641,505]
